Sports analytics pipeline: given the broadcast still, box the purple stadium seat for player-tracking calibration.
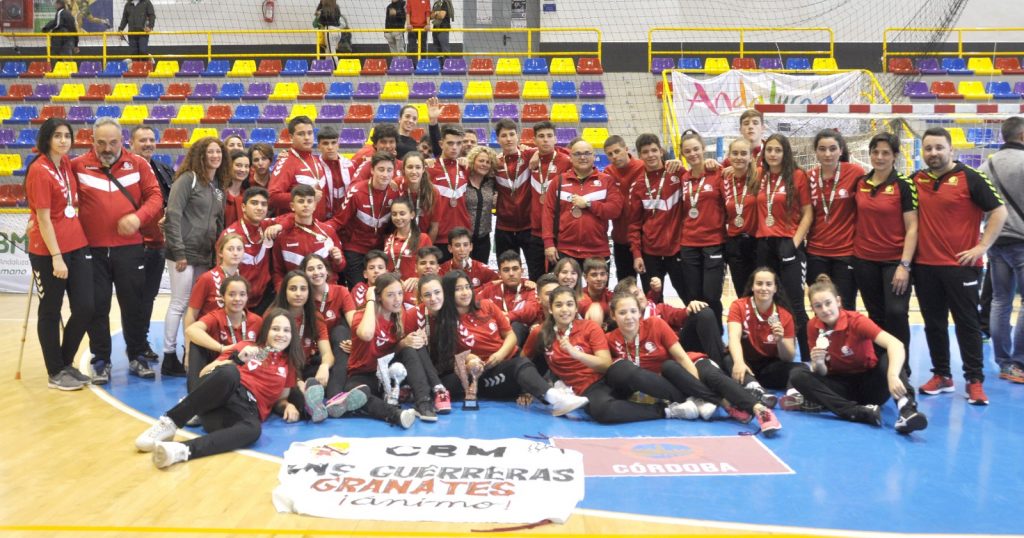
[67,106,95,124]
[73,61,100,78]
[0,128,15,147]
[491,103,519,121]
[579,81,605,99]
[1014,82,1024,99]
[149,105,177,123]
[319,104,345,122]
[758,58,783,70]
[221,127,246,141]
[555,127,577,146]
[178,60,205,77]
[339,127,365,147]
[442,58,467,75]
[389,57,414,75]
[258,104,288,124]
[650,57,673,74]
[410,81,436,99]
[189,82,217,100]
[904,81,935,99]
[244,82,272,100]
[916,58,945,74]
[27,83,58,101]
[308,59,333,76]
[354,82,382,100]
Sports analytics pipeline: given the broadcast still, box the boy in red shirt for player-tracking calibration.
[603,134,645,283]
[578,257,613,327]
[439,227,498,289]
[525,122,572,280]
[476,250,538,346]
[271,185,345,290]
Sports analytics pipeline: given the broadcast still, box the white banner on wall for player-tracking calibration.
[670,70,866,137]
[0,212,32,293]
[273,436,585,524]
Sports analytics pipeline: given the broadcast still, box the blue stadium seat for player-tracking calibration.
[941,58,972,75]
[230,104,260,123]
[203,60,231,77]
[7,105,37,124]
[100,61,129,78]
[786,57,811,70]
[152,154,174,168]
[461,104,489,123]
[248,127,277,145]
[678,57,702,70]
[96,104,122,118]
[374,104,401,123]
[438,81,464,99]
[326,82,353,100]
[282,59,308,76]
[523,58,549,75]
[987,81,1021,100]
[580,104,608,122]
[551,81,577,99]
[12,128,38,147]
[216,82,245,100]
[594,153,609,170]
[136,83,164,101]
[415,58,441,76]
[1,61,27,78]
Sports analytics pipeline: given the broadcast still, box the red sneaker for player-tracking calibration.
[757,408,782,437]
[722,402,752,423]
[918,375,954,395]
[966,381,989,406]
[434,388,452,414]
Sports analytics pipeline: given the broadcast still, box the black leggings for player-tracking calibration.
[756,237,810,362]
[166,366,262,460]
[726,343,806,390]
[658,360,719,402]
[678,308,727,366]
[725,234,757,298]
[640,252,685,299]
[678,244,726,330]
[88,244,148,361]
[789,353,915,419]
[582,360,677,424]
[439,356,551,401]
[693,357,759,412]
[807,254,857,310]
[343,346,439,421]
[30,247,94,376]
[853,258,911,367]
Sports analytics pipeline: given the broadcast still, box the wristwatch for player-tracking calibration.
[899,260,912,271]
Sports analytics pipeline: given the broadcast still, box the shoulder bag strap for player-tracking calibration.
[101,167,140,210]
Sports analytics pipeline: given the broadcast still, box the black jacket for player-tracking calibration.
[150,158,175,206]
[119,0,155,32]
[42,7,77,33]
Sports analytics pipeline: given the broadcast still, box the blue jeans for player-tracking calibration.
[989,242,1024,368]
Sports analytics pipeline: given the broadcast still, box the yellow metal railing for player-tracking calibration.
[647,27,835,73]
[882,27,1024,71]
[0,27,602,64]
[659,68,914,170]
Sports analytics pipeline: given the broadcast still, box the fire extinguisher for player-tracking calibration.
[262,0,275,23]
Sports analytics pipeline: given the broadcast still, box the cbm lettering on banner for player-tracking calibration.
[670,71,867,137]
[0,212,32,293]
[551,436,794,477]
[273,437,585,523]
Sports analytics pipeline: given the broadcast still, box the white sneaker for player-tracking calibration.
[547,388,589,417]
[135,416,177,452]
[152,441,190,469]
[398,408,417,429]
[666,400,699,420]
[689,397,717,421]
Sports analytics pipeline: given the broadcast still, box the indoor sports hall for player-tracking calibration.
[1,0,1022,536]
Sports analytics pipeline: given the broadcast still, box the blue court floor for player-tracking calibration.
[103,323,1023,535]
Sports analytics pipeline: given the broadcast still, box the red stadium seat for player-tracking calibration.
[994,57,1024,75]
[202,104,233,124]
[124,61,153,78]
[80,83,112,102]
[930,80,963,99]
[1,84,33,101]
[344,104,374,123]
[888,57,918,74]
[32,105,66,124]
[275,127,292,148]
[299,82,326,100]
[438,104,461,123]
[21,61,51,78]
[521,104,549,123]
[577,57,603,74]
[361,59,388,76]
[655,80,673,98]
[520,127,534,146]
[162,82,192,101]
[73,128,93,148]
[255,60,282,76]
[468,58,494,75]
[494,80,521,99]
[157,127,188,148]
[731,57,756,70]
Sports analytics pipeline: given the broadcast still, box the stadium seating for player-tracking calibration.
[100,61,129,78]
[415,59,441,76]
[555,127,577,146]
[247,127,276,145]
[704,58,729,75]
[287,104,317,122]
[759,58,783,70]
[53,83,85,102]
[22,61,52,78]
[651,57,674,74]
[931,80,963,99]
[1,62,27,78]
[228,60,258,77]
[158,128,188,147]
[96,105,122,119]
[941,57,972,75]
[812,57,839,73]
[308,59,334,76]
[362,59,388,76]
[916,58,945,74]
[150,61,179,78]
[320,104,345,122]
[202,104,232,123]
[149,105,176,123]
[244,82,272,100]
[410,81,436,99]
[958,81,992,100]
[230,104,260,123]
[579,81,605,99]
[299,82,326,100]
[522,81,549,100]
[74,61,101,78]
[185,127,219,148]
[577,58,603,74]
[443,58,468,75]
[190,83,218,100]
[551,81,576,99]
[888,57,918,74]
[438,81,465,99]
[203,60,231,77]
[214,83,243,101]
[495,58,522,76]
[438,104,461,123]
[269,82,299,101]
[462,104,489,123]
[523,58,549,75]
[494,81,521,99]
[67,105,95,124]
[73,128,93,148]
[1,84,31,101]
[677,57,701,71]
[550,58,576,76]
[344,104,374,123]
[334,60,361,76]
[987,81,1021,99]
[45,61,77,78]
[326,82,354,100]
[491,103,519,122]
[521,104,549,122]
[580,104,608,122]
[178,60,205,77]
[948,127,973,149]
[282,59,309,76]
[967,58,999,75]
[582,127,609,147]
[32,105,65,124]
[381,81,410,101]
[106,83,139,102]
[354,82,382,99]
[465,81,493,100]
[136,83,165,101]
[388,58,414,76]
[551,103,579,123]
[11,128,38,147]
[120,104,149,124]
[732,57,756,70]
[171,104,204,124]
[786,57,811,70]
[258,104,288,123]
[468,58,494,75]
[339,127,366,147]
[124,61,153,78]
[374,104,401,123]
[994,57,1024,75]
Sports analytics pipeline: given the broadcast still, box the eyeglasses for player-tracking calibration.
[571,152,594,159]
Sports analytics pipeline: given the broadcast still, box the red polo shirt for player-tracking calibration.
[806,162,864,257]
[807,309,882,375]
[913,162,1003,267]
[853,170,917,262]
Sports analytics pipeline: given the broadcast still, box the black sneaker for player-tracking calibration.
[62,365,92,384]
[760,392,778,409]
[161,353,187,378]
[895,402,928,434]
[415,400,437,422]
[142,347,159,361]
[386,406,417,429]
[129,358,156,379]
[849,404,882,426]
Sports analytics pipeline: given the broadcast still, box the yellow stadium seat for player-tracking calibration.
[120,104,149,125]
[150,60,179,78]
[966,57,1000,76]
[227,60,257,77]
[465,81,493,100]
[703,57,729,75]
[53,83,85,102]
[413,103,429,124]
[550,58,576,75]
[171,104,204,125]
[185,127,219,148]
[105,83,139,102]
[522,80,550,100]
[948,128,974,150]
[958,81,993,101]
[333,59,362,76]
[551,103,579,123]
[0,106,11,123]
[0,154,22,175]
[812,57,839,73]
[269,82,299,101]
[495,58,522,76]
[582,127,609,147]
[45,61,78,78]
[287,104,318,122]
[381,81,409,101]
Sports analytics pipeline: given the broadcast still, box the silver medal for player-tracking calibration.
[688,207,699,219]
[733,215,744,228]
[764,215,775,227]
[64,206,76,218]
[449,197,457,207]
[571,207,583,218]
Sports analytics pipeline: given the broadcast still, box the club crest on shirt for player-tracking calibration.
[593,180,600,186]
[325,310,336,320]
[703,184,713,191]
[458,323,475,347]
[375,328,390,348]
[838,188,849,198]
[948,176,958,186]
[248,330,256,339]
[488,321,497,332]
[644,341,656,353]
[123,162,133,170]
[841,345,854,356]
[765,334,776,343]
[885,185,894,194]
[471,277,481,287]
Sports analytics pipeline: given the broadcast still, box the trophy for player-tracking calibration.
[812,330,830,376]
[453,351,483,410]
[376,354,405,405]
